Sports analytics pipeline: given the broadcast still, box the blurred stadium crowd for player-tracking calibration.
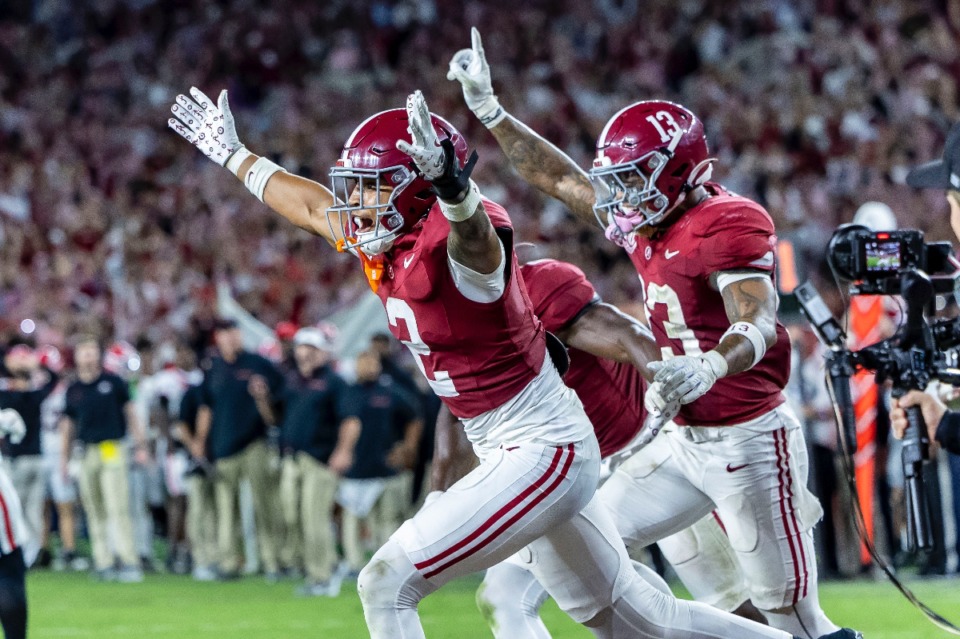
[1,0,960,594]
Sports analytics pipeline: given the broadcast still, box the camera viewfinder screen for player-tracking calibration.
[864,240,901,272]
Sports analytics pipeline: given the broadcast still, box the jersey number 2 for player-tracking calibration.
[385,298,459,397]
[644,282,703,359]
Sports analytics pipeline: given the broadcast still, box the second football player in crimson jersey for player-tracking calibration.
[169,84,797,639]
[448,28,859,639]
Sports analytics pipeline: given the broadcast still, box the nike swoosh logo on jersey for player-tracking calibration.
[665,249,680,259]
[726,463,749,473]
[403,255,415,269]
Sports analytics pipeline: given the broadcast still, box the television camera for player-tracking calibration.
[797,224,960,552]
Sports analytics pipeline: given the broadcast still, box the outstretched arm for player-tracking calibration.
[446,199,501,276]
[168,87,337,243]
[448,28,595,224]
[556,302,660,382]
[397,91,502,275]
[488,116,596,224]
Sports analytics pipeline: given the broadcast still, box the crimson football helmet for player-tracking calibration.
[328,108,469,255]
[589,100,714,245]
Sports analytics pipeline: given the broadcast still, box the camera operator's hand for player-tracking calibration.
[891,390,945,442]
[948,191,960,243]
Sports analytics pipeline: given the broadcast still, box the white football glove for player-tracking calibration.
[0,408,26,445]
[168,87,244,167]
[644,381,680,424]
[396,90,445,180]
[648,352,728,405]
[446,27,505,128]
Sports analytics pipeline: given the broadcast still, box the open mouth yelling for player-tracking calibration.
[353,215,376,233]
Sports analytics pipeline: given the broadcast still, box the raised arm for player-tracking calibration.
[447,28,595,224]
[168,87,337,242]
[397,91,502,275]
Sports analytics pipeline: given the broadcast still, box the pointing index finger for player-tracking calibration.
[415,92,432,135]
[471,27,485,61]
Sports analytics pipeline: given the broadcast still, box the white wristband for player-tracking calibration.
[244,157,286,203]
[225,146,252,175]
[475,97,506,129]
[439,180,481,222]
[720,321,767,368]
[701,350,729,378]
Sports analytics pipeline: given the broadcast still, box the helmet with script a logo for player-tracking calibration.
[590,100,714,245]
[328,109,469,256]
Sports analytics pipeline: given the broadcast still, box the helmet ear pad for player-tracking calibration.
[687,158,716,189]
[593,100,711,217]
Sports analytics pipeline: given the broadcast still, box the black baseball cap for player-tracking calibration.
[906,122,960,190]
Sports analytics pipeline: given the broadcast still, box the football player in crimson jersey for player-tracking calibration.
[432,255,767,639]
[169,87,800,639]
[448,28,859,639]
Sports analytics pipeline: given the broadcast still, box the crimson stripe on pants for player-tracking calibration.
[711,510,727,535]
[0,488,15,552]
[416,444,573,578]
[780,427,809,599]
[422,444,576,579]
[773,428,802,605]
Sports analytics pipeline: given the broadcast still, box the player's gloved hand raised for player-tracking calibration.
[396,91,479,204]
[0,408,26,445]
[648,352,728,405]
[168,87,244,167]
[447,27,505,128]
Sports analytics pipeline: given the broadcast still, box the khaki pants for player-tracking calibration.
[342,472,411,571]
[8,455,46,562]
[78,442,138,570]
[280,453,339,582]
[186,474,218,568]
[214,440,281,573]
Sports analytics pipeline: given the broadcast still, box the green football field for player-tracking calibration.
[25,571,960,638]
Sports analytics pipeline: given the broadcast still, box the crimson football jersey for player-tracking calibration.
[629,183,790,426]
[520,259,646,457]
[375,199,546,419]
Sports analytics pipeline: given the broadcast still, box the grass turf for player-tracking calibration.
[26,571,960,638]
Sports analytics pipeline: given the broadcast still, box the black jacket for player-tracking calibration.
[937,411,960,455]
